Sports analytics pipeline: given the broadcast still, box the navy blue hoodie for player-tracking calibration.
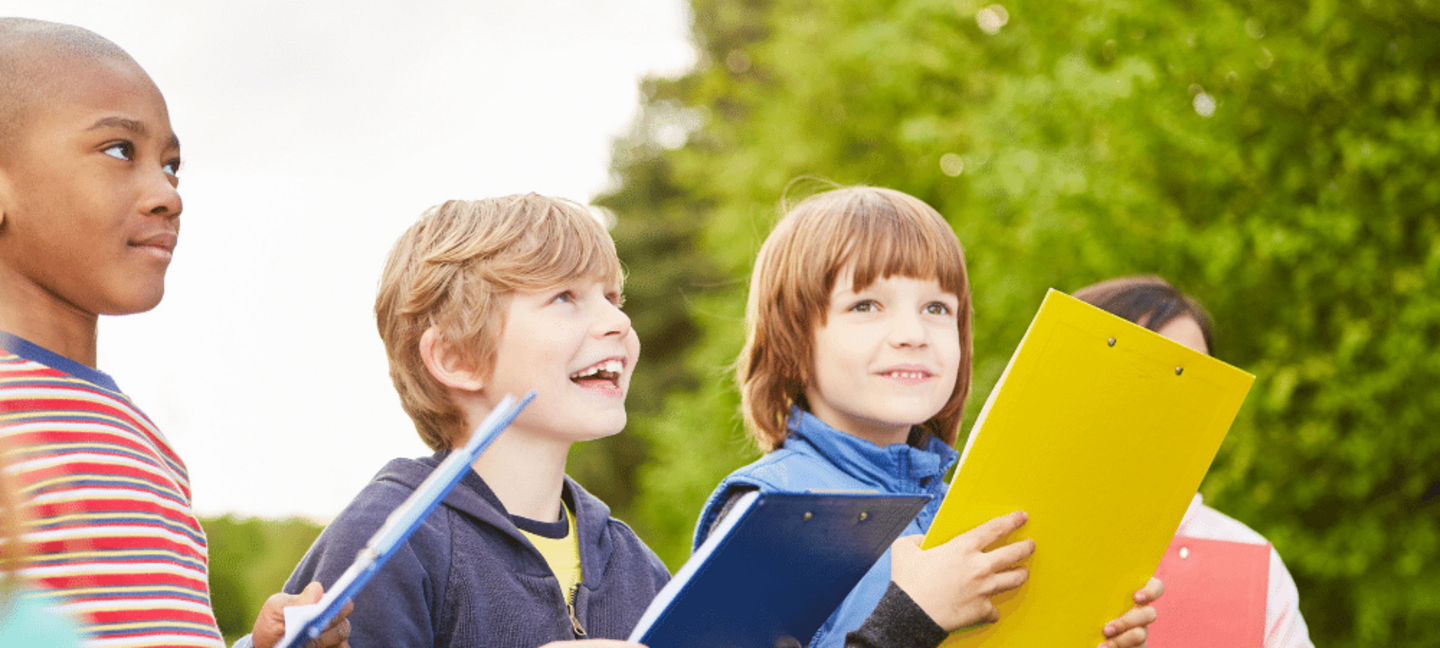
[283,454,671,647]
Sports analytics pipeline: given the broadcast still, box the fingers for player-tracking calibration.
[1134,577,1164,605]
[1102,604,1157,639]
[308,613,352,648]
[985,536,1036,568]
[960,510,1028,549]
[1098,625,1148,648]
[988,566,1029,594]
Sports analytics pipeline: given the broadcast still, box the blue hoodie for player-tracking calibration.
[284,453,670,647]
[694,408,958,648]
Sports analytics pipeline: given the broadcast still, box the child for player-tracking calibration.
[0,18,347,648]
[1073,276,1314,648]
[283,194,1039,648]
[280,195,671,647]
[694,186,1163,648]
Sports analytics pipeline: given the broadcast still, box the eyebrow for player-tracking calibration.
[86,116,182,150]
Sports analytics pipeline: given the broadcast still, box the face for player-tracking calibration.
[481,275,640,444]
[0,54,182,319]
[1155,315,1210,355]
[804,266,962,446]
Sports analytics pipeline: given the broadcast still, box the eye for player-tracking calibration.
[163,157,182,177]
[102,141,135,161]
[607,291,627,309]
[924,302,952,316]
[550,289,576,304]
[848,300,878,313]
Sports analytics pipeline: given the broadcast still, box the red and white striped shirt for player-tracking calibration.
[0,332,225,648]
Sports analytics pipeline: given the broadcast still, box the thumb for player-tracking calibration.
[295,581,325,605]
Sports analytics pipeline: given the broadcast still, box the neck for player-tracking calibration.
[468,423,573,522]
[0,270,100,366]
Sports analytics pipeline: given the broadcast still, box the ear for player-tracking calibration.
[420,327,485,391]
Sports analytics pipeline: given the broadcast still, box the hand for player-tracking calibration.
[251,581,353,648]
[890,510,1035,632]
[1097,576,1164,648]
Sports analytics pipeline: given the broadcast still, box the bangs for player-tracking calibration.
[810,188,968,301]
[498,206,624,292]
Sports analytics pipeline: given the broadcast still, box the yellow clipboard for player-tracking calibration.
[921,289,1254,647]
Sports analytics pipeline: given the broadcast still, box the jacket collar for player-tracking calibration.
[375,453,617,587]
[784,406,958,493]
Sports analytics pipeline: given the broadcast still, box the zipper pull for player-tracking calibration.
[568,586,586,638]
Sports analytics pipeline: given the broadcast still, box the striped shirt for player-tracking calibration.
[0,332,225,647]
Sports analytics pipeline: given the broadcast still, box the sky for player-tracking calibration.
[7,1,697,520]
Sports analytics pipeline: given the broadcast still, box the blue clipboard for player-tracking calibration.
[629,490,930,648]
[277,392,535,648]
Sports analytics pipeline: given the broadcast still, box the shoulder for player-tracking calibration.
[287,458,452,591]
[1177,501,1270,546]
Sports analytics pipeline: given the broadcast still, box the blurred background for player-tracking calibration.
[11,0,1440,645]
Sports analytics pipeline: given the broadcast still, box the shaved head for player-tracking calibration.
[0,18,141,161]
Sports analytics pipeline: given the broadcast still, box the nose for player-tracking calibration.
[596,297,633,339]
[888,310,928,348]
[140,169,182,221]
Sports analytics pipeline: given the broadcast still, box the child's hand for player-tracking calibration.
[250,581,353,648]
[890,510,1034,631]
[1097,576,1164,648]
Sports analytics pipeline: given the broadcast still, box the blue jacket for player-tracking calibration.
[285,453,670,648]
[694,408,958,648]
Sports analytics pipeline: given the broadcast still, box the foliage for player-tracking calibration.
[204,515,323,642]
[599,0,1440,645]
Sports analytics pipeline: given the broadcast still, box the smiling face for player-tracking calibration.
[480,275,640,444]
[0,53,182,323]
[804,266,962,446]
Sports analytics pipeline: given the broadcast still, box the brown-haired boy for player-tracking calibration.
[0,17,347,648]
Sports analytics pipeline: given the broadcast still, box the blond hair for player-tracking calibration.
[375,194,624,449]
[740,186,973,451]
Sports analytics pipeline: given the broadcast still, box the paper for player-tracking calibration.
[922,290,1254,647]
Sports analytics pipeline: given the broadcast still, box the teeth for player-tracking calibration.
[886,371,928,380]
[571,359,623,379]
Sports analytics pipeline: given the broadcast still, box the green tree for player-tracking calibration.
[603,0,1440,645]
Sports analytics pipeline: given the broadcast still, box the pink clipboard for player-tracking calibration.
[1147,535,1270,648]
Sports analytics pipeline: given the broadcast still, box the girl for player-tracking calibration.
[695,186,1162,648]
[1073,276,1313,648]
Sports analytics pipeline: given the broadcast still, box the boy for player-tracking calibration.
[0,18,347,648]
[282,195,672,646]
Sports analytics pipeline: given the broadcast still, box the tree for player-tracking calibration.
[603,0,1440,644]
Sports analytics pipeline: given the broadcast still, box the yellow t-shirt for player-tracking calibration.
[518,504,582,601]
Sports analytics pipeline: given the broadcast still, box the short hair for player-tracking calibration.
[375,194,624,450]
[0,19,137,159]
[1072,275,1215,355]
[740,186,973,451]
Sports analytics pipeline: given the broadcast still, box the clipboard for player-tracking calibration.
[630,491,931,648]
[277,392,535,648]
[1147,536,1270,647]
[921,290,1254,647]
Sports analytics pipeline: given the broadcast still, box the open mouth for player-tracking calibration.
[570,359,624,387]
[881,370,932,380]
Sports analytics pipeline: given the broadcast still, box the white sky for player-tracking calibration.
[8,1,697,520]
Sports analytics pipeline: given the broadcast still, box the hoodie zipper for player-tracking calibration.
[566,584,586,638]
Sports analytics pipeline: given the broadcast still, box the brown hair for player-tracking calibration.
[374,194,624,449]
[740,186,973,451]
[1072,275,1215,355]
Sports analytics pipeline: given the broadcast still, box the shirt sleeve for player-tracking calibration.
[844,582,949,648]
[1265,547,1315,648]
